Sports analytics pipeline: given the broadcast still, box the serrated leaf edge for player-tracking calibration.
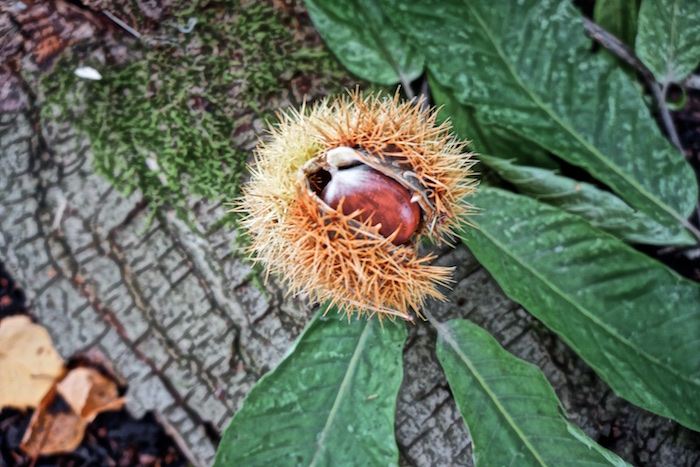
[435,320,550,465]
[466,191,698,389]
[459,1,691,229]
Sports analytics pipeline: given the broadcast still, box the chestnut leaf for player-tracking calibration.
[459,186,700,432]
[436,318,629,467]
[429,73,558,171]
[636,0,700,85]
[304,0,424,86]
[432,76,695,246]
[593,0,640,49]
[381,0,697,241]
[479,155,696,246]
[214,305,406,466]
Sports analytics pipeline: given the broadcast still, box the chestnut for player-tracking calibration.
[321,164,420,245]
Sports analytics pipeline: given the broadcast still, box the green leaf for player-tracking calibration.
[430,74,558,170]
[458,186,700,432]
[214,307,406,466]
[480,155,696,246]
[381,0,697,239]
[427,26,696,245]
[304,0,424,85]
[593,0,640,48]
[636,0,700,84]
[435,319,630,467]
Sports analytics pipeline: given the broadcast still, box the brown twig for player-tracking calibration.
[581,17,684,152]
[582,17,700,242]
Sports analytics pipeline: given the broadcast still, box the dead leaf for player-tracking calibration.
[20,366,125,457]
[57,367,124,421]
[0,315,64,410]
[19,388,85,458]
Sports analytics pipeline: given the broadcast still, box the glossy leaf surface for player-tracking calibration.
[480,155,695,246]
[382,0,697,238]
[459,186,700,432]
[436,319,630,466]
[430,74,557,170]
[305,0,424,85]
[636,0,700,84]
[594,0,640,47]
[215,307,406,466]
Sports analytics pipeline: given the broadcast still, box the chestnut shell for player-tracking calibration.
[321,165,421,245]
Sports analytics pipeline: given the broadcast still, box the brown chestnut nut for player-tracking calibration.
[321,164,421,245]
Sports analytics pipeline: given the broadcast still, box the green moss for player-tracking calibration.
[40,0,348,230]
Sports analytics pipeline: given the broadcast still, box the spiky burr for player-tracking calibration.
[236,90,478,320]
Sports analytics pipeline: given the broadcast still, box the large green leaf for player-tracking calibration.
[381,0,697,239]
[432,78,692,245]
[430,75,558,170]
[636,0,700,84]
[214,307,406,466]
[304,0,424,85]
[480,155,696,246]
[459,186,700,432]
[436,319,629,466]
[593,0,640,48]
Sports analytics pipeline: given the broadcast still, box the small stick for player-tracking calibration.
[102,10,142,40]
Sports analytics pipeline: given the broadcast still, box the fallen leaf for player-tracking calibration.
[57,367,124,421]
[19,388,85,458]
[20,366,125,457]
[0,315,64,409]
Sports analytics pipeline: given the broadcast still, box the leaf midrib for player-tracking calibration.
[468,199,698,389]
[437,322,548,466]
[356,2,406,83]
[459,0,687,227]
[664,0,680,84]
[309,321,373,466]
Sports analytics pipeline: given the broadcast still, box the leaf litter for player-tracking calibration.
[0,315,64,410]
[1,262,188,465]
[0,315,126,458]
[20,367,126,457]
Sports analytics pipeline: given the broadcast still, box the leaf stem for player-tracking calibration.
[420,306,437,324]
[581,17,700,243]
[581,17,684,153]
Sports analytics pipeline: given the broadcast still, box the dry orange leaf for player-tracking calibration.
[57,367,124,421]
[19,387,85,458]
[20,367,126,457]
[0,315,64,409]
